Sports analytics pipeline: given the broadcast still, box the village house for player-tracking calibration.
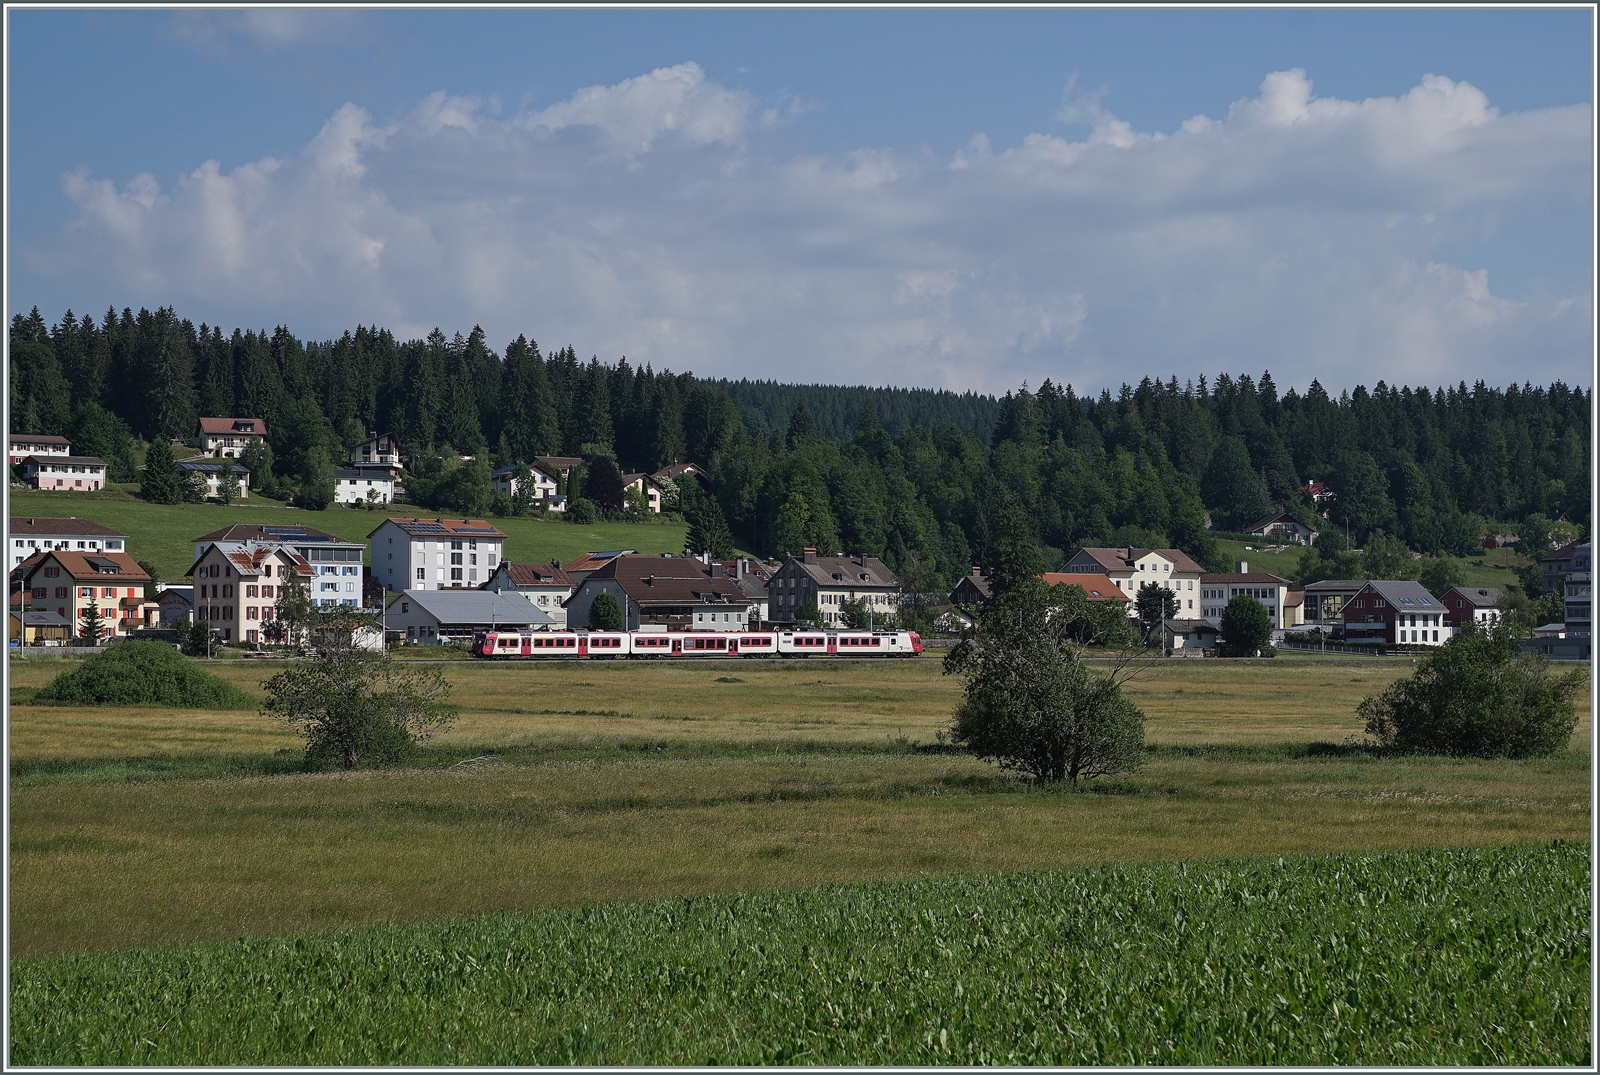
[1060,546,1205,617]
[567,553,752,631]
[1244,511,1319,546]
[19,454,108,492]
[158,584,194,626]
[766,549,901,627]
[9,517,128,570]
[950,568,992,607]
[197,417,267,458]
[709,558,771,626]
[1562,542,1590,639]
[332,468,395,505]
[385,589,552,646]
[1198,564,1296,629]
[9,609,73,646]
[12,549,157,641]
[176,459,250,499]
[192,524,368,609]
[8,434,71,466]
[1162,618,1222,655]
[533,456,585,491]
[1301,579,1369,625]
[1441,586,1503,630]
[562,550,635,589]
[483,562,575,628]
[1040,572,1130,606]
[349,432,403,473]
[490,462,560,506]
[186,542,315,644]
[1340,580,1451,647]
[368,517,506,594]
[621,472,665,513]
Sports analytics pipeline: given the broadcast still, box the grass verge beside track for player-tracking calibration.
[9,842,1588,1066]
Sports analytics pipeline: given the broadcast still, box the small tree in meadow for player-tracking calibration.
[1360,622,1583,758]
[945,578,1145,786]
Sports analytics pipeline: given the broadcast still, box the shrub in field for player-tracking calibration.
[1359,622,1583,758]
[33,641,256,708]
[262,648,457,769]
[945,577,1144,784]
[1218,594,1272,656]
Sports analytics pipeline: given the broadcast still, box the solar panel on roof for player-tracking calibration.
[454,527,501,535]
[406,523,451,533]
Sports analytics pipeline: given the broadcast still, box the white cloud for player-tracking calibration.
[166,10,374,57]
[22,67,1591,394]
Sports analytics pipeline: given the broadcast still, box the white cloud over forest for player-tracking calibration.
[26,63,1592,393]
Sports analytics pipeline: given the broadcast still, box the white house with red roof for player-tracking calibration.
[197,417,268,458]
[369,517,507,593]
[185,542,316,644]
[483,561,575,628]
[1060,546,1205,618]
[11,549,157,640]
[1198,564,1296,629]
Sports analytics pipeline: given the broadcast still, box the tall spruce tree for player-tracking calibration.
[139,437,182,504]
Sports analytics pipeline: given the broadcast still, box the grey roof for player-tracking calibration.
[787,554,900,589]
[1447,586,1503,608]
[1164,618,1221,635]
[177,460,251,475]
[390,588,553,627]
[332,468,388,480]
[1303,579,1370,593]
[1357,580,1442,609]
[12,609,72,626]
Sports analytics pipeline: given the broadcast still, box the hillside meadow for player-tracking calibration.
[7,488,689,581]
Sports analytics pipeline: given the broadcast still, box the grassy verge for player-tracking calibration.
[9,842,1588,1065]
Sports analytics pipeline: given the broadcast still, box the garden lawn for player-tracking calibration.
[9,842,1589,1065]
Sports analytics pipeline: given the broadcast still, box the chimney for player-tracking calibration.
[646,574,655,586]
[972,565,982,577]
[1236,560,1248,574]
[803,548,817,565]
[551,559,561,570]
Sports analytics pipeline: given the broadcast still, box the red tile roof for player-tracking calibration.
[376,518,508,540]
[198,417,267,436]
[1040,572,1129,602]
[13,549,149,582]
[1069,547,1207,574]
[498,563,574,587]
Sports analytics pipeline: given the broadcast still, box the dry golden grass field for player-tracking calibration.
[8,653,1592,959]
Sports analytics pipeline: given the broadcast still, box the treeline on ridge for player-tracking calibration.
[9,305,1591,592]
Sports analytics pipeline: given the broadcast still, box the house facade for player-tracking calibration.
[186,542,315,644]
[1163,618,1221,654]
[332,468,395,505]
[483,562,575,628]
[158,585,194,626]
[766,549,901,627]
[1198,568,1295,629]
[19,455,108,491]
[1562,542,1590,639]
[385,589,552,645]
[1340,580,1451,647]
[368,518,506,594]
[192,524,368,609]
[13,550,157,640]
[349,432,402,473]
[621,472,664,513]
[1301,579,1369,624]
[1441,586,1503,630]
[1061,546,1205,617]
[712,558,771,625]
[197,417,267,458]
[10,609,72,646]
[566,553,752,631]
[176,459,250,499]
[9,517,128,570]
[9,434,71,465]
[1244,512,1318,546]
[490,463,559,504]
[950,569,992,607]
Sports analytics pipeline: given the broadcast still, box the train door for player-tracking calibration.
[826,633,837,655]
[521,634,532,656]
[728,636,739,655]
[577,635,588,656]
[672,636,682,655]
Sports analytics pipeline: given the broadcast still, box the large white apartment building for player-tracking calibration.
[10,517,128,570]
[1060,546,1206,617]
[369,517,506,594]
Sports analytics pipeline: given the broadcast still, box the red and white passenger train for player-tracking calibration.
[472,626,923,659]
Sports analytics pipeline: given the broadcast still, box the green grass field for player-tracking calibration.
[7,488,688,581]
[7,653,1591,1062]
[10,843,1588,1065]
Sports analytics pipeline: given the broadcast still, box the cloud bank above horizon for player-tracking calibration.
[23,63,1592,395]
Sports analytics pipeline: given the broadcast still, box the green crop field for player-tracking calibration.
[7,488,688,581]
[6,652,1591,1063]
[9,843,1589,1065]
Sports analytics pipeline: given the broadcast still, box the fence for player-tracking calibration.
[1277,638,1396,657]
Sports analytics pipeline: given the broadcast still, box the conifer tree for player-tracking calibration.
[139,437,182,504]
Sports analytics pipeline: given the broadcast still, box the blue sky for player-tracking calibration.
[7,8,1593,394]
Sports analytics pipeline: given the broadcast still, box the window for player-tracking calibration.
[451,540,463,551]
[45,566,59,578]
[417,568,426,580]
[450,553,463,566]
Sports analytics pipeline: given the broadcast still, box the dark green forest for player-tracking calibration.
[9,305,1591,590]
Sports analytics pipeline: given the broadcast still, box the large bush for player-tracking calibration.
[945,578,1145,785]
[1218,594,1273,657]
[263,648,457,769]
[1359,623,1583,758]
[34,641,257,708]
